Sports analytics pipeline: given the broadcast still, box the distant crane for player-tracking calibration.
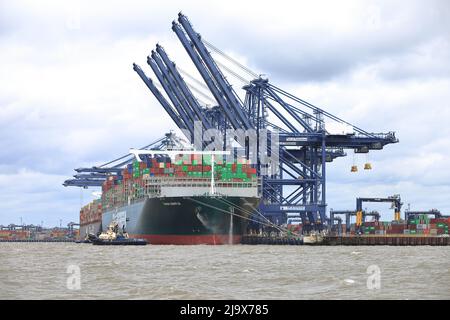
[331,195,402,233]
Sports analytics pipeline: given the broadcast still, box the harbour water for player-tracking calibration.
[1,243,449,299]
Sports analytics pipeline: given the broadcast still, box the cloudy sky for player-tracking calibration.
[1,0,449,226]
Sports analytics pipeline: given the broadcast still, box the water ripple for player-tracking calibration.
[0,243,449,299]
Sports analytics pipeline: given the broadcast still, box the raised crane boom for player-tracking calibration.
[147,56,194,139]
[155,44,213,130]
[133,63,187,134]
[177,13,253,130]
[172,21,241,130]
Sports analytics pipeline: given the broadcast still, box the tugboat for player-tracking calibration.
[91,222,148,245]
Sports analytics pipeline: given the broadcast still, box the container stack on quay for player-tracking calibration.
[0,226,77,241]
[49,228,72,239]
[427,217,450,235]
[286,224,302,235]
[345,215,450,236]
[0,229,31,240]
[404,215,449,235]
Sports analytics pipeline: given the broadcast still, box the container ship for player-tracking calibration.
[79,154,261,244]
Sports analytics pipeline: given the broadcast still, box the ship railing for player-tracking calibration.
[141,176,259,188]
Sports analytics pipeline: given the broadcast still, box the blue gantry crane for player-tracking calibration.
[63,132,187,188]
[132,13,398,231]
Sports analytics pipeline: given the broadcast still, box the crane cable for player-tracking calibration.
[214,196,296,236]
[203,39,259,79]
[185,196,279,229]
[214,59,250,84]
[177,66,212,93]
[184,80,217,105]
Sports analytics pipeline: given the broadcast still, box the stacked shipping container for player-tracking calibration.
[0,230,31,240]
[100,156,259,211]
[79,199,102,226]
[347,216,450,236]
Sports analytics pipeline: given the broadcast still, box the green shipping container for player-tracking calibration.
[202,155,212,164]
